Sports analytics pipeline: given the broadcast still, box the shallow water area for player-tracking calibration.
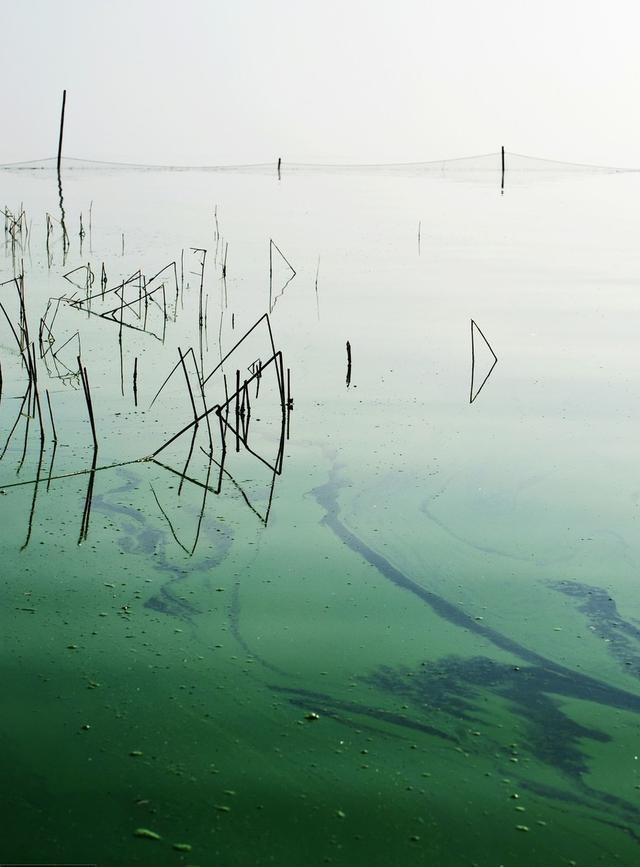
[1,157,640,866]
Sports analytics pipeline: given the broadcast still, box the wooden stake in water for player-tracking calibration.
[133,356,138,407]
[56,92,69,259]
[501,146,505,193]
[235,369,240,453]
[77,356,98,451]
[57,90,67,174]
[45,389,57,442]
[286,367,292,439]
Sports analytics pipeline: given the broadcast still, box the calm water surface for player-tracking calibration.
[1,162,639,866]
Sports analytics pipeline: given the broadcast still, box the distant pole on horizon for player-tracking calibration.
[277,157,282,180]
[57,90,67,173]
[501,145,505,193]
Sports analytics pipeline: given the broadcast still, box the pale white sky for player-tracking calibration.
[3,0,640,166]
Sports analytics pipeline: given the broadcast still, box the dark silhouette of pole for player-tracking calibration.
[57,90,67,173]
[277,157,282,180]
[56,90,69,258]
[501,145,505,193]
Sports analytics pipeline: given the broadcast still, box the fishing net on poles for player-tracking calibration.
[1,152,636,183]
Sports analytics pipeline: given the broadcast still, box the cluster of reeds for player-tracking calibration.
[2,210,293,551]
[0,266,102,545]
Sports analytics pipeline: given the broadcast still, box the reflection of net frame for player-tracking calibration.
[151,313,289,528]
[39,298,82,383]
[1,294,291,549]
[65,261,179,341]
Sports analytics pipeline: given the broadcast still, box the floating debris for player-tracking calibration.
[134,827,162,840]
[173,843,192,852]
[305,712,320,721]
[129,750,143,757]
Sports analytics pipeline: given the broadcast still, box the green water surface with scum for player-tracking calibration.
[1,163,640,866]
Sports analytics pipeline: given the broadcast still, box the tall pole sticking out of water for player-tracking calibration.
[57,90,67,173]
[501,145,505,193]
[56,90,69,258]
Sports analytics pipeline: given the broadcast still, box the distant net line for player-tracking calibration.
[1,151,638,175]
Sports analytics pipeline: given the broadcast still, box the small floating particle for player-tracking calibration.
[81,724,91,730]
[215,588,225,592]
[134,828,162,840]
[130,750,143,757]
[214,804,231,812]
[173,843,192,852]
[409,835,421,842]
[305,712,320,721]
[336,809,346,819]
[67,644,78,650]
[515,825,529,832]
[223,790,236,796]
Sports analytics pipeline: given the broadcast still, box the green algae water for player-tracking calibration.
[1,160,640,866]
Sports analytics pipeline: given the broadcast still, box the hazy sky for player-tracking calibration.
[3,0,640,166]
